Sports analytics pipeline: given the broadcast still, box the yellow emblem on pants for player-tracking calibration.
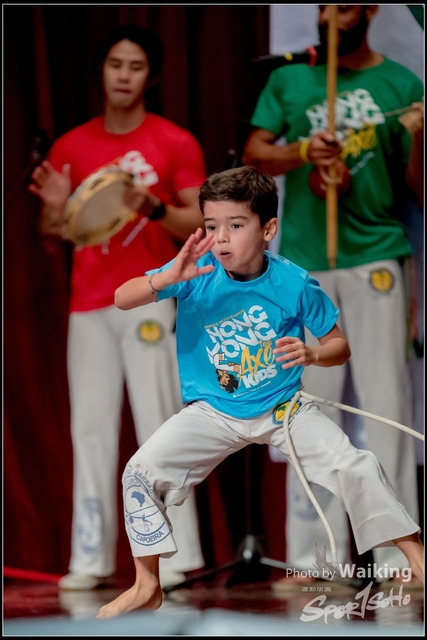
[370,269,394,292]
[273,400,301,425]
[137,321,163,343]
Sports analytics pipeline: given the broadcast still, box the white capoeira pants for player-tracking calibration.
[121,397,419,561]
[286,259,419,571]
[67,300,204,577]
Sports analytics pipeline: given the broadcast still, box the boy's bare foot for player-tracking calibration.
[97,579,162,619]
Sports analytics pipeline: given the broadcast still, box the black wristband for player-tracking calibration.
[149,202,167,220]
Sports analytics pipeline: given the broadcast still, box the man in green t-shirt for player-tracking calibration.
[243,4,424,587]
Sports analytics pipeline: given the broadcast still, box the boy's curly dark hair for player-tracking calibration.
[199,166,278,226]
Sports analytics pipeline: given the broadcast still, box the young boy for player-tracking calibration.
[98,166,423,619]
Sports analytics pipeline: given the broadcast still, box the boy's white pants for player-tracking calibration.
[122,397,419,561]
[286,259,419,571]
[67,301,204,577]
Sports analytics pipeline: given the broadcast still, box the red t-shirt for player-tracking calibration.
[48,114,206,312]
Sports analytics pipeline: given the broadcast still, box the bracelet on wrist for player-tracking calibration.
[148,275,160,298]
[299,138,311,164]
[149,202,167,220]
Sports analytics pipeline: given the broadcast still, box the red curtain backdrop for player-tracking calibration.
[4,4,289,581]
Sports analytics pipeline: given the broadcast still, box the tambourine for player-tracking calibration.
[61,167,137,247]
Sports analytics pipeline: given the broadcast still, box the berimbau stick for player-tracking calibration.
[326,5,338,268]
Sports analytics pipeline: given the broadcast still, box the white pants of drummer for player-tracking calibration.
[286,259,419,571]
[67,300,204,578]
[122,396,419,561]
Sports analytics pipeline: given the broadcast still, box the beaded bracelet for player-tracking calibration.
[299,138,311,164]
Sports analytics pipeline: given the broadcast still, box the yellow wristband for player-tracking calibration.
[299,138,311,164]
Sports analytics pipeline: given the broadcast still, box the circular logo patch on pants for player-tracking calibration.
[124,474,170,548]
[369,269,394,292]
[272,400,302,425]
[137,320,163,343]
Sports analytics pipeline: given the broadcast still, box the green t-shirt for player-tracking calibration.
[250,58,423,270]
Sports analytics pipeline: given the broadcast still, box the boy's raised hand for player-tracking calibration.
[169,227,215,283]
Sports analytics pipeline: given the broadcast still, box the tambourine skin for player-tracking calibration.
[62,168,137,247]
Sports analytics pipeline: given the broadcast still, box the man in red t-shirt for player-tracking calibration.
[29,24,206,591]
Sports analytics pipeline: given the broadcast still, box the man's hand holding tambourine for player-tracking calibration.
[123,183,167,221]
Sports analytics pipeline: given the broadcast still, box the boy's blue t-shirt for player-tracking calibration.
[148,251,339,419]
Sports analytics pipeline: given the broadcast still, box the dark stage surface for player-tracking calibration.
[3,572,424,636]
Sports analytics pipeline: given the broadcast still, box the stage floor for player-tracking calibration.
[3,574,424,636]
